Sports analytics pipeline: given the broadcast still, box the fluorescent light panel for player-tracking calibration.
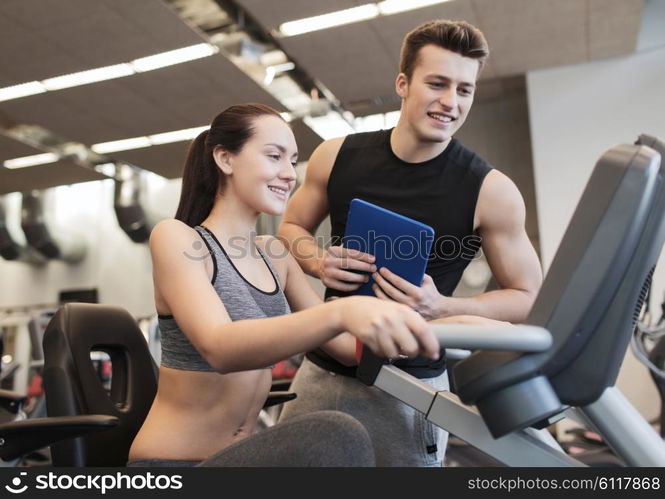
[280,4,379,36]
[0,43,217,101]
[42,64,134,90]
[279,0,453,36]
[304,114,355,140]
[94,162,117,177]
[91,137,151,154]
[272,62,296,73]
[0,81,46,102]
[131,43,217,72]
[149,126,209,145]
[91,125,210,154]
[377,0,452,15]
[384,110,401,128]
[354,110,401,132]
[263,66,276,85]
[3,153,58,169]
[3,110,394,169]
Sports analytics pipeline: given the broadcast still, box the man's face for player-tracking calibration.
[396,45,479,144]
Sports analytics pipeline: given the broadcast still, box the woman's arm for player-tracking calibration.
[277,237,357,366]
[151,221,437,374]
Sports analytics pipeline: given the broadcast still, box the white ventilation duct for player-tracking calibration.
[113,166,158,243]
[0,195,45,264]
[20,191,86,263]
[0,196,23,261]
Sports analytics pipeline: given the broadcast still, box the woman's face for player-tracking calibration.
[218,115,298,216]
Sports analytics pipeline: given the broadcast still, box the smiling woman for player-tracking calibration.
[174,104,296,227]
[126,103,441,467]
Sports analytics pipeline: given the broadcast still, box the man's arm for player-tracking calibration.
[278,137,376,291]
[439,170,543,322]
[373,170,542,323]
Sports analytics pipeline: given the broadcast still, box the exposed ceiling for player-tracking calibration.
[0,0,645,195]
[239,0,644,113]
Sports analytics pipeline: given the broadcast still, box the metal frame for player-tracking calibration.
[368,324,665,467]
[580,388,665,466]
[374,364,583,467]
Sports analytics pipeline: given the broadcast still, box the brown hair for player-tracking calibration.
[399,20,489,80]
[175,103,284,227]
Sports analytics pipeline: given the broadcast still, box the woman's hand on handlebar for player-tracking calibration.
[335,296,440,360]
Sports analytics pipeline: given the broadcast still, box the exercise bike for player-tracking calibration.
[357,134,665,467]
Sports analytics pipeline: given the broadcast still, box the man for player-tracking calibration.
[277,20,542,466]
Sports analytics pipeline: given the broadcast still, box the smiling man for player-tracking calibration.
[277,20,542,467]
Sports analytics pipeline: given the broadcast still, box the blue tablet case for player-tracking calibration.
[343,199,435,296]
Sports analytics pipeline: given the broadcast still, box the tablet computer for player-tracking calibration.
[343,198,435,296]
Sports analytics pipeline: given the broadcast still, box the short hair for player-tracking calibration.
[399,20,489,80]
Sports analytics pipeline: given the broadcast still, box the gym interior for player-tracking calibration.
[0,0,664,470]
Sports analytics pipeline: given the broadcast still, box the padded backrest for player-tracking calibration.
[28,312,53,362]
[42,303,158,466]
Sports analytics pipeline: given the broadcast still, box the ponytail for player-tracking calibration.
[175,129,218,227]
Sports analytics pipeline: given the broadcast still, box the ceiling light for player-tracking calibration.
[271,62,296,73]
[42,64,134,90]
[264,61,296,86]
[304,114,355,140]
[0,81,46,102]
[92,137,151,154]
[377,0,452,15]
[149,126,209,145]
[384,110,401,127]
[131,43,218,72]
[94,163,117,177]
[3,153,58,169]
[355,113,387,133]
[260,50,289,67]
[0,44,220,102]
[279,4,379,36]
[279,0,455,37]
[268,76,312,112]
[354,110,401,132]
[263,66,276,85]
[3,124,213,171]
[91,125,210,155]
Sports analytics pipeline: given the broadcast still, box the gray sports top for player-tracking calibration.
[158,225,291,372]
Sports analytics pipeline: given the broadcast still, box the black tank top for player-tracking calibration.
[307,129,493,378]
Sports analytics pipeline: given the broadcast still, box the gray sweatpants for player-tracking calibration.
[128,410,375,467]
[279,359,449,467]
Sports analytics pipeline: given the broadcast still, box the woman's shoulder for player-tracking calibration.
[150,219,202,256]
[151,219,196,239]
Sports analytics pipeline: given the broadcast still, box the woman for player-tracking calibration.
[127,103,440,467]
